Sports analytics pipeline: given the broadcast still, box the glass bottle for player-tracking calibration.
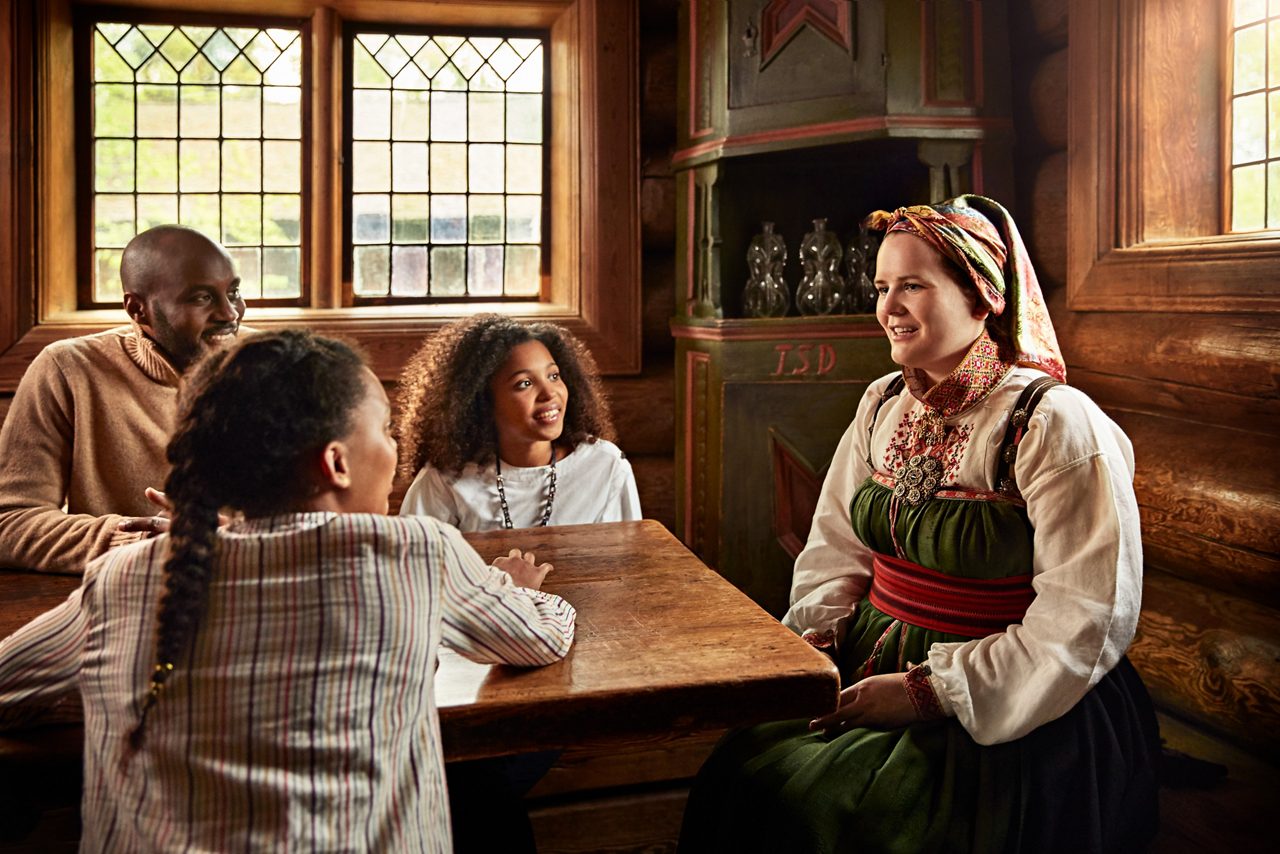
[845,225,879,313]
[742,221,789,317]
[795,218,847,316]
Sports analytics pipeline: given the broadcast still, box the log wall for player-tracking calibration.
[1010,0,1280,756]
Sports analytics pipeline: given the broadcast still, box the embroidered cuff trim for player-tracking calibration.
[801,629,836,653]
[904,663,947,721]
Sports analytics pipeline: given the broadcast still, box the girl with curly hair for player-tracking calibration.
[0,329,575,852]
[398,313,641,530]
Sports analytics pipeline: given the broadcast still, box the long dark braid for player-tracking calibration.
[126,330,368,753]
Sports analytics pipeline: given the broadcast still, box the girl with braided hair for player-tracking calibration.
[0,329,575,852]
[679,197,1160,852]
[397,313,641,529]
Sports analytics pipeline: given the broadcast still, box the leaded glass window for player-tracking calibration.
[1230,0,1280,230]
[346,29,548,301]
[85,17,306,305]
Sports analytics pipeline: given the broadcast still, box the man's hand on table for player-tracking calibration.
[116,487,232,537]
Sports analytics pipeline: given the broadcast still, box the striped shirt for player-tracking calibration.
[0,512,576,852]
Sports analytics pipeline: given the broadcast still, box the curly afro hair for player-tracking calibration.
[396,313,616,478]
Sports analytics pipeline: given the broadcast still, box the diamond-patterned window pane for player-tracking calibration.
[139,25,173,46]
[98,23,131,44]
[349,29,548,299]
[264,40,303,86]
[94,32,134,82]
[160,31,198,69]
[415,42,449,77]
[375,38,412,77]
[182,27,215,47]
[451,42,484,78]
[435,36,466,55]
[116,29,156,69]
[202,30,239,71]
[471,38,503,59]
[88,20,305,303]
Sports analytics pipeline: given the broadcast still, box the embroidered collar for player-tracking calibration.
[904,331,1014,419]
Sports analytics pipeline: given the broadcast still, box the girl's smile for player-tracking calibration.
[489,339,570,467]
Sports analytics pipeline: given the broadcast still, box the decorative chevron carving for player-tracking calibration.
[759,0,853,67]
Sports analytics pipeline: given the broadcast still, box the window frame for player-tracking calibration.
[1068,0,1280,314]
[74,6,314,309]
[340,22,552,306]
[0,0,641,391]
[1224,0,1280,233]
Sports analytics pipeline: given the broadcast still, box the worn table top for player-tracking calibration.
[0,520,838,762]
[440,520,839,759]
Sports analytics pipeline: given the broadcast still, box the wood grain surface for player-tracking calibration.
[440,521,840,760]
[1131,570,1280,759]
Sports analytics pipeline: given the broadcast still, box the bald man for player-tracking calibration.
[0,225,245,573]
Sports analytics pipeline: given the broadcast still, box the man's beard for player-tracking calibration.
[149,310,235,373]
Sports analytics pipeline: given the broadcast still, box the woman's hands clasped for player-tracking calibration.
[493,548,554,590]
[809,672,919,735]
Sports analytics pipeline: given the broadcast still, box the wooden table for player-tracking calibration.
[440,520,839,760]
[0,520,838,766]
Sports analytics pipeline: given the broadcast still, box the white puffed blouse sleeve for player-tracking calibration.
[926,384,1144,744]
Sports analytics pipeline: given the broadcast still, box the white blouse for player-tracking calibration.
[401,438,642,532]
[784,368,1143,745]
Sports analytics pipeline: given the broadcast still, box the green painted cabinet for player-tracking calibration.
[672,1,1013,614]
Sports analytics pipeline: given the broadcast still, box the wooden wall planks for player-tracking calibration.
[1014,0,1280,757]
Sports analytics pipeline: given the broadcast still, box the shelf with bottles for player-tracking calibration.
[678,138,936,322]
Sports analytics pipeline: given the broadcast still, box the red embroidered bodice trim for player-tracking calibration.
[904,331,1014,419]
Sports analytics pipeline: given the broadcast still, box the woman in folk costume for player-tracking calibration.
[678,195,1160,853]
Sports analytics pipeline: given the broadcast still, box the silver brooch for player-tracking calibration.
[893,454,943,506]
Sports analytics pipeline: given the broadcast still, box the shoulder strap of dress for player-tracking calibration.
[996,376,1062,499]
[864,374,906,468]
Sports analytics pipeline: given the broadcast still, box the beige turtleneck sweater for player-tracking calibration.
[0,324,181,574]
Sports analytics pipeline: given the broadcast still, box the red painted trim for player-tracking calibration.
[685,170,696,311]
[672,115,1012,165]
[920,0,983,109]
[973,1,985,109]
[688,0,714,140]
[672,320,884,342]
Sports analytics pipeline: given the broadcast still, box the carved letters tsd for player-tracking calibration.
[772,342,837,376]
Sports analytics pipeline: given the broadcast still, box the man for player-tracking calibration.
[0,225,245,574]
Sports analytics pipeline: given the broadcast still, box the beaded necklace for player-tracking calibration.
[495,447,557,529]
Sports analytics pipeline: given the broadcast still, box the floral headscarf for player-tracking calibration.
[864,194,1065,382]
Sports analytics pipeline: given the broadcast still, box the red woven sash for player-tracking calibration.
[868,552,1035,638]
